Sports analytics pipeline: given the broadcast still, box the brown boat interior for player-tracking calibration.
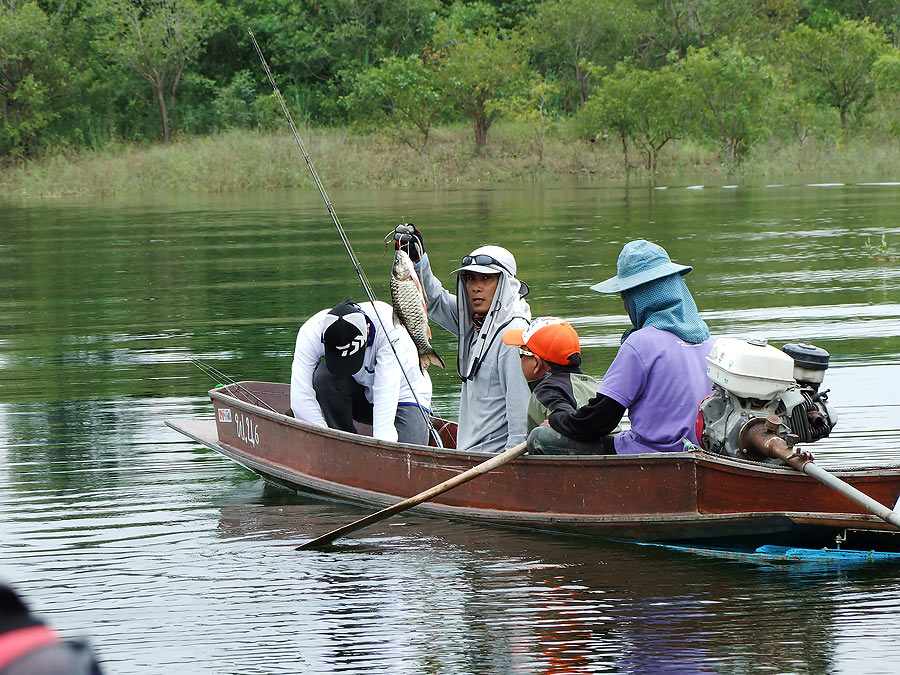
[220,380,459,448]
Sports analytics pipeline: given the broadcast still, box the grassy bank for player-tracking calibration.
[2,124,900,198]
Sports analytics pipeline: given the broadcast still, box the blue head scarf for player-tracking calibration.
[622,273,710,344]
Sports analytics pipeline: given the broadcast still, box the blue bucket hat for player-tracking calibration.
[590,240,692,294]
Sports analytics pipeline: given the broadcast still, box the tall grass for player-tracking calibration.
[2,124,899,198]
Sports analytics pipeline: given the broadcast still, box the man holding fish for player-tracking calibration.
[289,300,433,445]
[392,223,532,454]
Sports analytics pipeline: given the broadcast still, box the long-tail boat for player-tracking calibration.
[166,381,900,553]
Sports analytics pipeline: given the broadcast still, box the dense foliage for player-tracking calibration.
[1,0,899,168]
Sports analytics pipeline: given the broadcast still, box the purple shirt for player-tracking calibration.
[597,327,713,454]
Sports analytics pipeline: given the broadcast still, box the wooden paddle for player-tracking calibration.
[297,441,528,550]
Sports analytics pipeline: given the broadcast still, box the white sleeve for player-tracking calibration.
[289,316,327,428]
[417,254,460,337]
[369,331,402,442]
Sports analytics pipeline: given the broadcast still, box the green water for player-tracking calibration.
[2,180,900,673]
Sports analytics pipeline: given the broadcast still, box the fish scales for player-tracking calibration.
[390,249,445,372]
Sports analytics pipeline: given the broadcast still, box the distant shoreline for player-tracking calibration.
[2,125,900,199]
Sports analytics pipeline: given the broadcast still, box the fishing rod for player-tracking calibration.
[189,357,278,413]
[247,29,442,447]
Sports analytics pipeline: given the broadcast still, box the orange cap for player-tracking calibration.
[503,317,580,365]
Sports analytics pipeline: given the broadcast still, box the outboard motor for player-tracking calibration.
[697,338,837,464]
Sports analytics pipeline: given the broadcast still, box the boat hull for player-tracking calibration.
[167,382,900,550]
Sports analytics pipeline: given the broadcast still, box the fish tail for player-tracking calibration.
[420,350,446,371]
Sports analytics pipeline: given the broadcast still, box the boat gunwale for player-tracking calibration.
[209,382,900,477]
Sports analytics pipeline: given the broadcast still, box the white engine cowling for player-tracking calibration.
[698,338,837,463]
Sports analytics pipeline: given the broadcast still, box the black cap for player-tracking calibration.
[323,303,368,375]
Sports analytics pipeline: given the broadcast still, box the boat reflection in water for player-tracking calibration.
[215,491,889,674]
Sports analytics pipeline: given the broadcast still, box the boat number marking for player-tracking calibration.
[234,412,260,447]
[218,408,232,423]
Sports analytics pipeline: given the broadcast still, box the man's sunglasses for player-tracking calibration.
[461,254,513,275]
[519,347,536,358]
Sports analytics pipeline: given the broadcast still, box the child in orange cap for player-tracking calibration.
[503,317,614,454]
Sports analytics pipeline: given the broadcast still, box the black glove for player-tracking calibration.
[393,223,425,263]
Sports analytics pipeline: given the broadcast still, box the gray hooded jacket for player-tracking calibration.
[416,249,532,453]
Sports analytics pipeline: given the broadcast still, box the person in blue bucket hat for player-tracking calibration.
[548,239,714,454]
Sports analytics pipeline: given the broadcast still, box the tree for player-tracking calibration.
[874,51,900,92]
[636,0,803,64]
[768,88,836,145]
[677,41,773,166]
[432,5,534,149]
[873,49,900,135]
[780,18,891,132]
[486,76,560,164]
[524,0,647,108]
[0,2,73,157]
[801,0,900,46]
[243,0,440,122]
[90,0,219,142]
[580,62,685,171]
[346,53,447,154]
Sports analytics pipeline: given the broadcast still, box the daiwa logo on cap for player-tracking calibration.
[323,303,369,375]
[338,335,366,357]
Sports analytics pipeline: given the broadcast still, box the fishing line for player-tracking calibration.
[247,29,442,447]
[189,357,279,413]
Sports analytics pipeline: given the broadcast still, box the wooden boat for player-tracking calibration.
[167,381,900,552]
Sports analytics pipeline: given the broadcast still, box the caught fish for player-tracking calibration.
[390,248,445,372]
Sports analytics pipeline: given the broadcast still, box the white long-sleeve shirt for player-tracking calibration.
[289,301,432,442]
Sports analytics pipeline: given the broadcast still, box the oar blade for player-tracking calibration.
[297,442,528,550]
